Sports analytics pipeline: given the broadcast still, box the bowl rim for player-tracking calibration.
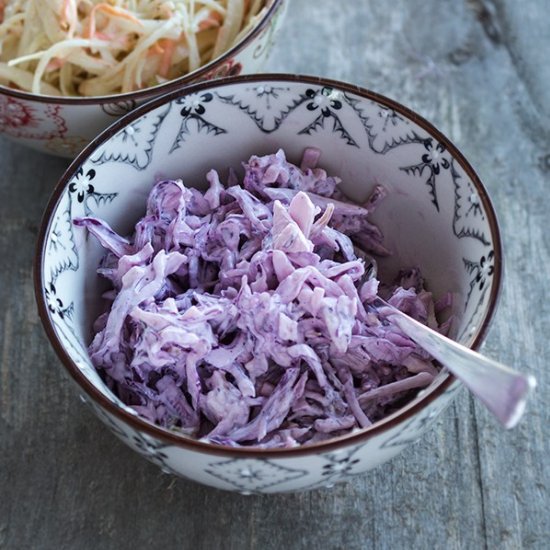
[0,0,283,105]
[34,73,503,458]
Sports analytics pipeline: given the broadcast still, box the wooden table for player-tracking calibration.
[1,1,548,548]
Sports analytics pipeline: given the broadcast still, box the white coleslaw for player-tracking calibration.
[0,0,266,96]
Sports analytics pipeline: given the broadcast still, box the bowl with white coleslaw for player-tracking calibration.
[0,0,286,157]
[35,74,502,493]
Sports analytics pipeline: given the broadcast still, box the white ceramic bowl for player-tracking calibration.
[0,0,285,158]
[35,75,502,493]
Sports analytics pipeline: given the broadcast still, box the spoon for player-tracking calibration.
[355,248,536,428]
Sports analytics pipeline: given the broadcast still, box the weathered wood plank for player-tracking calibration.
[0,1,548,549]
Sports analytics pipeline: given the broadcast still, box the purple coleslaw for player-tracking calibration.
[75,148,451,448]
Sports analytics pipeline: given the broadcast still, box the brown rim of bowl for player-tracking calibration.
[0,0,283,105]
[34,73,503,458]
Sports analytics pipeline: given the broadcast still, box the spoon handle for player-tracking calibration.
[373,297,536,428]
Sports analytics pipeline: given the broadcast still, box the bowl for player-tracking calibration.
[35,74,502,493]
[0,0,285,158]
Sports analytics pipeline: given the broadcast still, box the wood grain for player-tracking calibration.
[1,1,548,548]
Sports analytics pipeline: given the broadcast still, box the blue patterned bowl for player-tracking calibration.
[35,74,502,493]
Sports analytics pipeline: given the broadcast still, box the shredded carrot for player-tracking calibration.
[85,3,143,39]
[46,57,65,71]
[60,0,77,36]
[149,41,165,55]
[158,38,177,77]
[94,31,112,41]
[198,10,223,31]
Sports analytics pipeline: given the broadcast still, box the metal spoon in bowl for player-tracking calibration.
[354,247,536,428]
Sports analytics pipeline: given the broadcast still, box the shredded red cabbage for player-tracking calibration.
[75,148,451,448]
